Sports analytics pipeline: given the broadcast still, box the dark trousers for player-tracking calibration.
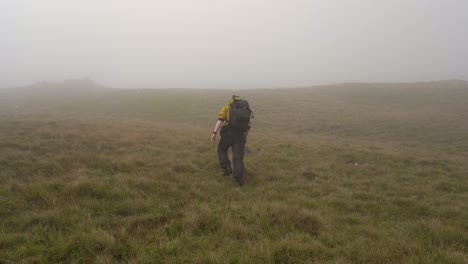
[217,126,247,184]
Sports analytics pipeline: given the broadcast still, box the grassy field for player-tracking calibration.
[0,80,467,263]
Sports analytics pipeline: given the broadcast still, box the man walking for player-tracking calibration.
[211,95,253,186]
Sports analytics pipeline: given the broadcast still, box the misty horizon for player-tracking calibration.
[2,0,468,89]
[2,78,468,91]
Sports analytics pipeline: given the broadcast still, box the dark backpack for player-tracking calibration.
[229,95,253,130]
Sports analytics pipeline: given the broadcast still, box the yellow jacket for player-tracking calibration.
[217,96,241,122]
[218,96,252,130]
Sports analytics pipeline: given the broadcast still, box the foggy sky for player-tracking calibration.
[1,0,468,89]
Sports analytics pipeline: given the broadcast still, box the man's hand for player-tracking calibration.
[211,120,224,144]
[210,133,217,144]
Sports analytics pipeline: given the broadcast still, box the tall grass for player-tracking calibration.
[0,83,467,262]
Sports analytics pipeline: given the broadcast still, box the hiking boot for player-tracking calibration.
[223,167,232,176]
[234,177,243,186]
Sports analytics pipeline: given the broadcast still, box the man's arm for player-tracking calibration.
[211,103,230,144]
[210,119,225,144]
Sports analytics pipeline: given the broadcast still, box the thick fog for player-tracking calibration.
[1,0,468,88]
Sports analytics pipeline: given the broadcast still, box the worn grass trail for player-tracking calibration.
[1,115,467,263]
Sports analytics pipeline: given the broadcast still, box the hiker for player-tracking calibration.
[211,95,253,186]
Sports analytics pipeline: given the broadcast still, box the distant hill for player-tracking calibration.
[291,79,468,91]
[0,79,110,110]
[0,79,109,103]
[10,79,108,94]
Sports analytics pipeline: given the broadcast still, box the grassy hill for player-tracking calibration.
[0,80,467,263]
